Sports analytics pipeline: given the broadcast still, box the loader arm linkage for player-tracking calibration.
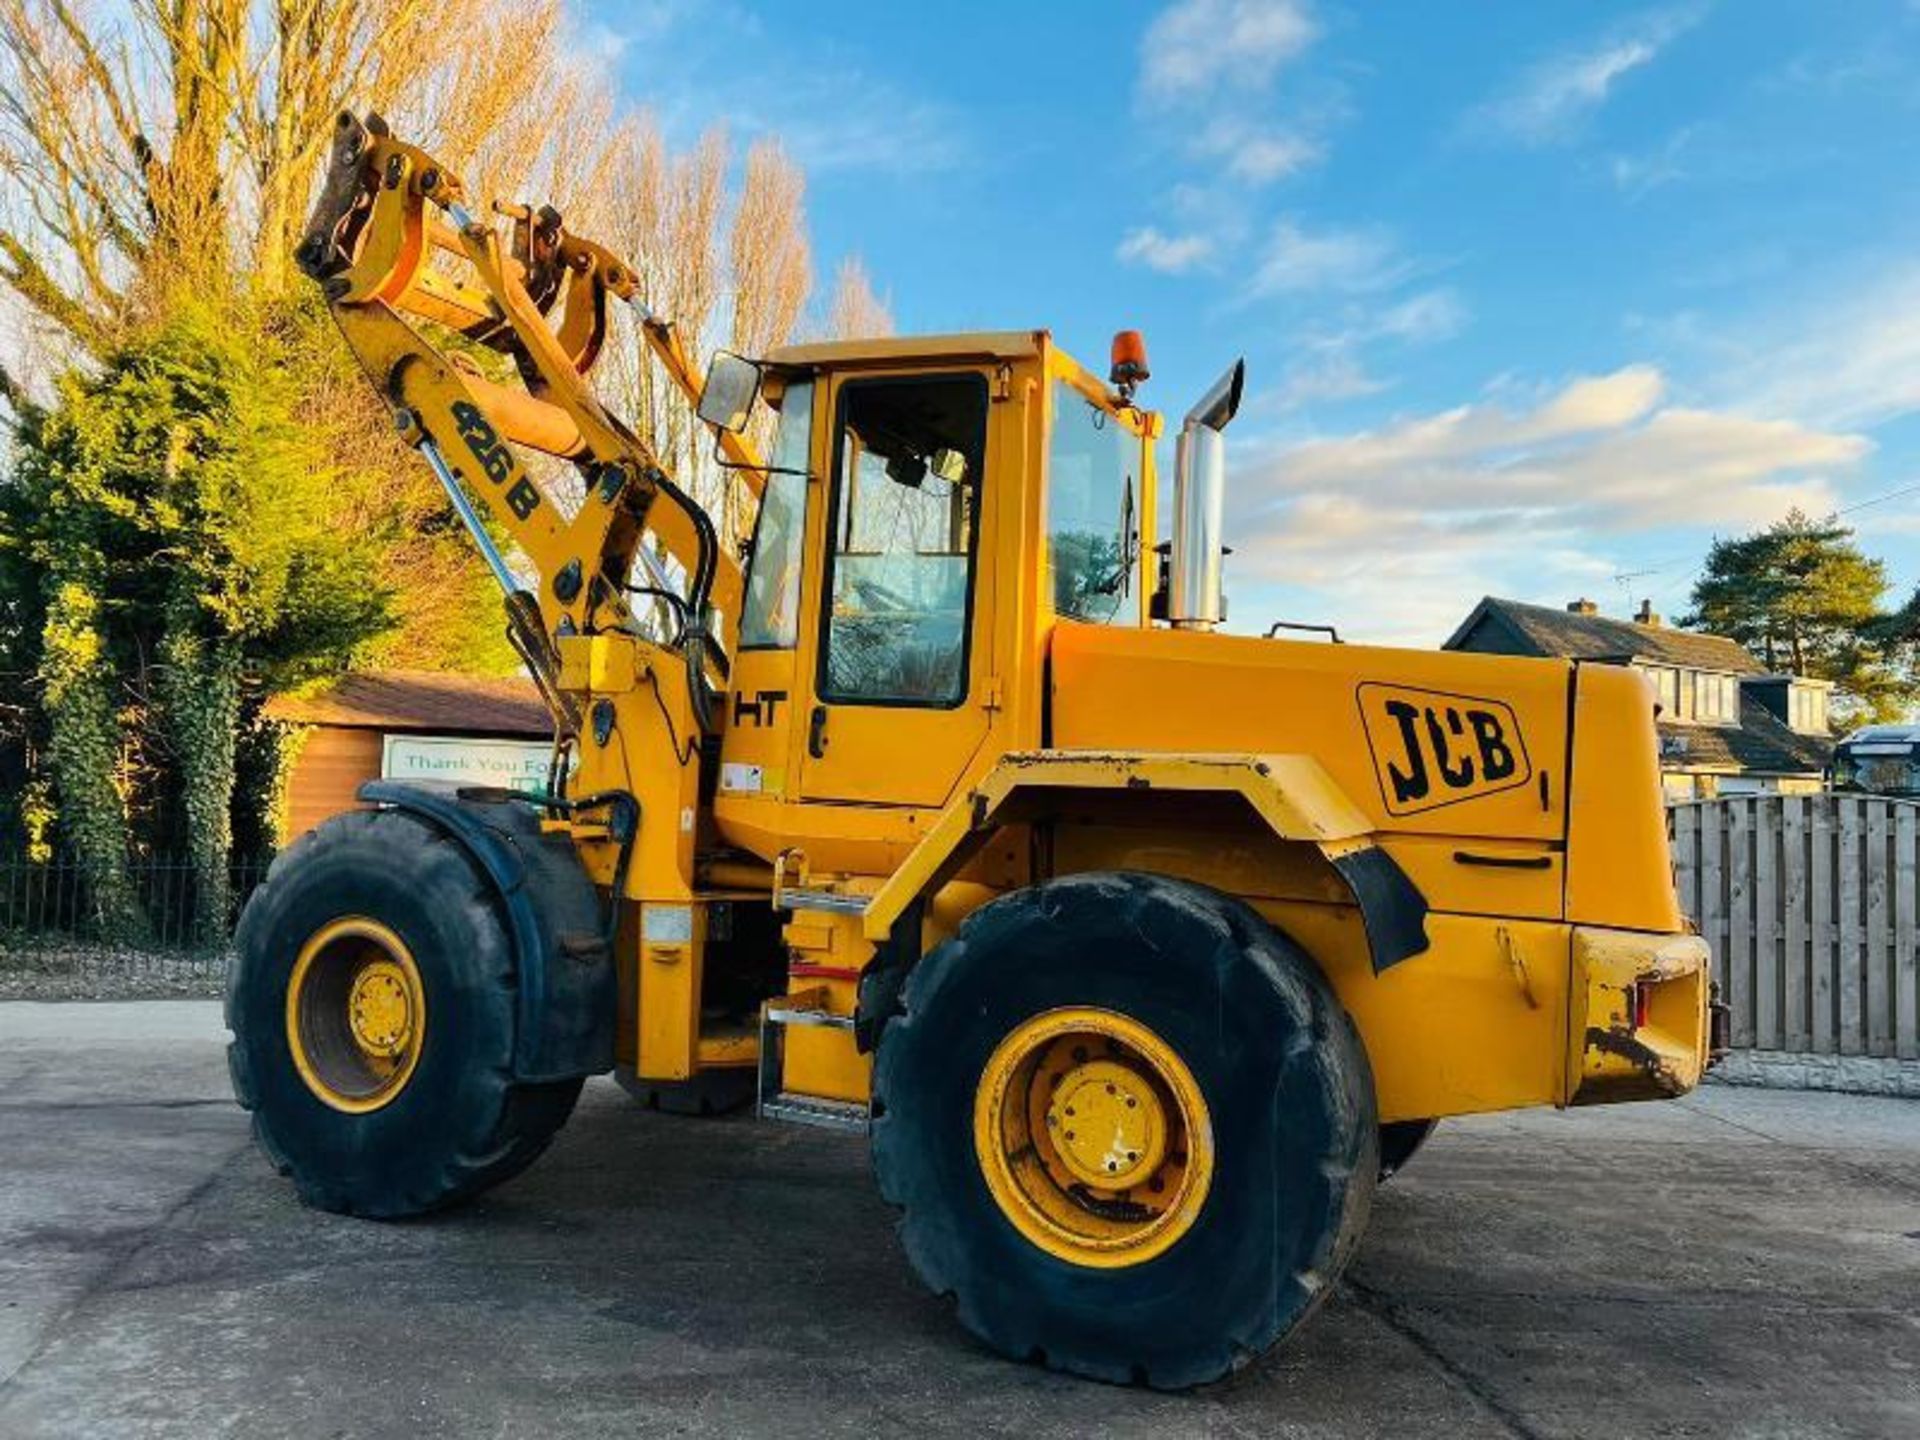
[296,110,762,739]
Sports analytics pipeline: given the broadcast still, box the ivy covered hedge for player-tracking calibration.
[0,306,397,938]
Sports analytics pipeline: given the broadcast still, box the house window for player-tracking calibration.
[1694,672,1737,725]
[1647,665,1678,718]
[1791,684,1827,735]
[1648,666,1737,725]
[1689,672,1751,725]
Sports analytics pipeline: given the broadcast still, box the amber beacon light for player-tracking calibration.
[1109,329,1150,398]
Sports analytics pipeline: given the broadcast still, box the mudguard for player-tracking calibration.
[357,780,615,1083]
[855,751,1431,1047]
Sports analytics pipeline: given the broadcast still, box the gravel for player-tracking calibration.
[0,937,227,1001]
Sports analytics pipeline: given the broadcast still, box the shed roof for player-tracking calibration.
[266,670,550,737]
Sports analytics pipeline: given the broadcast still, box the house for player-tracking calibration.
[264,670,552,840]
[1444,597,1834,800]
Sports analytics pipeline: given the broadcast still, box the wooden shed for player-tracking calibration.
[266,670,552,841]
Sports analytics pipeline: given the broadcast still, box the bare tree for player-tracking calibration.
[826,256,894,340]
[729,139,811,359]
[723,138,810,544]
[0,0,604,351]
[2,0,867,610]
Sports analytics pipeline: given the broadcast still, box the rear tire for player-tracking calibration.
[871,872,1377,1389]
[227,808,582,1218]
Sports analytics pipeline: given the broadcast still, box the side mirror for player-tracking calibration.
[697,352,762,433]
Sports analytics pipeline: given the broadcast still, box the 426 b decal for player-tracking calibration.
[1356,683,1532,816]
[450,400,542,521]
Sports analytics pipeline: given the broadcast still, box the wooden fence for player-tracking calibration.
[1670,794,1920,1058]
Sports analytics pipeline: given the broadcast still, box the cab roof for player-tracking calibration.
[767,330,1047,369]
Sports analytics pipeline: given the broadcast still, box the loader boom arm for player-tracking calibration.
[296,111,764,735]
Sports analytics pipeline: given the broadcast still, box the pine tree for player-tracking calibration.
[1683,510,1912,725]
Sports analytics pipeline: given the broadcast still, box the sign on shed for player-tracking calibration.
[380,735,549,792]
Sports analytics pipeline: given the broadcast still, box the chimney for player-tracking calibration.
[1566,598,1598,615]
[1634,598,1662,627]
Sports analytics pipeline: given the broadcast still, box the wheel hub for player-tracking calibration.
[973,1007,1214,1269]
[1046,1059,1167,1191]
[285,918,427,1114]
[348,961,414,1057]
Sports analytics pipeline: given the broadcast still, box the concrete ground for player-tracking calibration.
[1,1003,1914,1440]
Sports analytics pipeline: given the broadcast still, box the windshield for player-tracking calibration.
[1047,381,1137,624]
[739,380,813,648]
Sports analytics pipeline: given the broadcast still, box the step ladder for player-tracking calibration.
[757,993,869,1134]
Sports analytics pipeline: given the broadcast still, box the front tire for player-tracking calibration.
[871,872,1377,1388]
[228,807,581,1218]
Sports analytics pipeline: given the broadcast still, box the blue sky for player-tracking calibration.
[577,0,1920,647]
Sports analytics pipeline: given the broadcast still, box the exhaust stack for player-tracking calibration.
[1169,358,1246,630]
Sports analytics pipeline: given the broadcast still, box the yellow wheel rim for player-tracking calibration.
[973,1007,1213,1269]
[285,918,426,1114]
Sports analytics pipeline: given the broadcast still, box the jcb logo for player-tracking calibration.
[1357,684,1531,816]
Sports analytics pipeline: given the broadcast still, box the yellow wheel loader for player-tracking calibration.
[229,112,1723,1387]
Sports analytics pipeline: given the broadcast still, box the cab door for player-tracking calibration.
[795,369,997,808]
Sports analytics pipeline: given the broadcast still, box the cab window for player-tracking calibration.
[739,380,813,648]
[819,374,985,707]
[1047,381,1136,623]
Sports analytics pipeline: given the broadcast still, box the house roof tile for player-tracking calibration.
[1447,596,1765,674]
[1658,695,1835,776]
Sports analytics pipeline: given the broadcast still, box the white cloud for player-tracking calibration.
[1607,127,1693,196]
[1140,0,1318,104]
[1192,118,1322,184]
[1467,6,1703,146]
[1116,226,1215,274]
[586,6,969,177]
[1269,351,1390,412]
[1218,366,1869,643]
[1249,219,1409,297]
[1367,289,1469,346]
[1262,290,1468,414]
[1255,367,1859,525]
[1714,263,1920,432]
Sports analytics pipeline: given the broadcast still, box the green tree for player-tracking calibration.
[1,305,393,936]
[1683,510,1912,725]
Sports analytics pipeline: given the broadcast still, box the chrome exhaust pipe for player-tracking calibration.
[1169,358,1245,630]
